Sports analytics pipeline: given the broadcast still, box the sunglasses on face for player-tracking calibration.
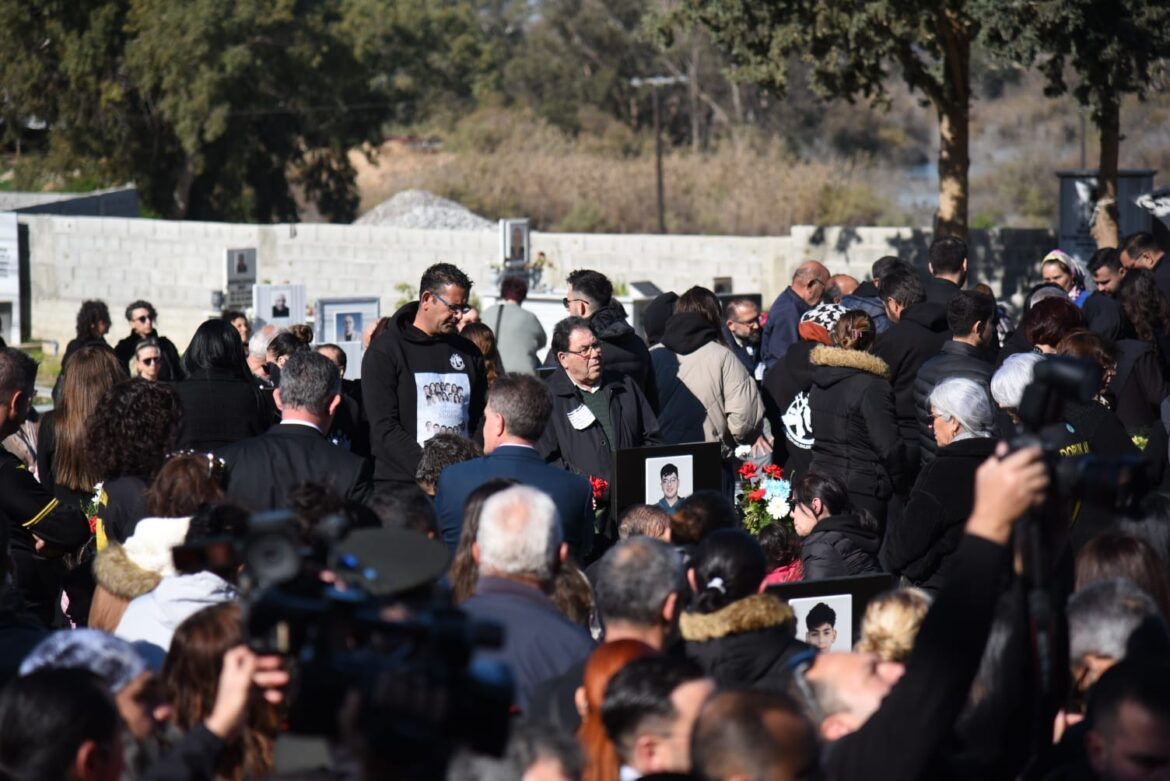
[134,315,154,324]
[140,357,160,366]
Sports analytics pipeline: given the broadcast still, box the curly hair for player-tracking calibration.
[88,379,182,480]
[1118,268,1170,347]
[74,300,111,340]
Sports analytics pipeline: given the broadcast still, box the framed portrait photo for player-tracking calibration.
[317,297,380,380]
[765,574,897,653]
[612,441,722,516]
[253,284,306,330]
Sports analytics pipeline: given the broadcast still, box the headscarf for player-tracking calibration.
[1043,249,1094,304]
[798,303,848,345]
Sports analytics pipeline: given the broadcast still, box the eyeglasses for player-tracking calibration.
[563,343,602,357]
[730,315,760,326]
[562,297,588,310]
[134,315,154,324]
[140,357,160,366]
[430,290,470,315]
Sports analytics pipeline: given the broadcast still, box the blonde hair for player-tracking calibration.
[855,587,932,662]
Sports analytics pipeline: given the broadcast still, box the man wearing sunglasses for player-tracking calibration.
[114,300,185,381]
[362,263,486,487]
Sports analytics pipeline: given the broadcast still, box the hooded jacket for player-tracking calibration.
[762,340,817,474]
[680,594,810,692]
[808,346,908,501]
[651,313,763,456]
[537,367,661,483]
[800,513,882,581]
[115,572,237,664]
[589,301,659,409]
[874,302,950,447]
[913,340,993,464]
[361,302,486,484]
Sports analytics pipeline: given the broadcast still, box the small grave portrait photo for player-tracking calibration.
[644,455,693,514]
[790,595,853,652]
[271,292,291,318]
[336,312,362,342]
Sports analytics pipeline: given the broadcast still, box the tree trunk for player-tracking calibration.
[689,34,701,152]
[1093,97,1121,249]
[935,12,970,239]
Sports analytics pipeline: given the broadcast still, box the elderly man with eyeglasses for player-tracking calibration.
[538,316,660,497]
[361,263,487,487]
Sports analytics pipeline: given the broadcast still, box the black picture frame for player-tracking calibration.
[612,441,722,516]
[764,573,897,650]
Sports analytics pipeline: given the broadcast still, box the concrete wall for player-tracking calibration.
[17,213,1056,352]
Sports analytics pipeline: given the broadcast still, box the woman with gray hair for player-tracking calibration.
[883,378,999,593]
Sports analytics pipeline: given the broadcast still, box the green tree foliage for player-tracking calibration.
[0,0,497,222]
[672,0,982,237]
[981,0,1170,247]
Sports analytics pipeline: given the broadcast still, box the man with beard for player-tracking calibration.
[723,297,764,381]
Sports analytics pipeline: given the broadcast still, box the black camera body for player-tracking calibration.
[1009,356,1146,516]
[175,509,514,769]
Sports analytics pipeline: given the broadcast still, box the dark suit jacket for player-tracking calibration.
[434,444,593,556]
[218,423,373,511]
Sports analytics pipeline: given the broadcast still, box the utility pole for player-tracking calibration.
[631,75,688,234]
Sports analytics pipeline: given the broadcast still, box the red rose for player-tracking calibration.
[738,462,758,479]
[762,464,784,479]
[87,515,99,534]
[748,487,766,502]
[589,475,609,500]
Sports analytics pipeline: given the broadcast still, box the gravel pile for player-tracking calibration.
[355,189,493,230]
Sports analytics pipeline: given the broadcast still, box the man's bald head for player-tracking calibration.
[691,690,820,781]
[792,261,830,307]
[827,274,859,303]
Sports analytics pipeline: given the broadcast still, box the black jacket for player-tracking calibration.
[874,303,949,465]
[175,368,273,452]
[538,367,661,483]
[808,346,908,502]
[1110,339,1169,431]
[114,332,185,381]
[826,535,1011,781]
[924,276,962,308]
[800,513,882,581]
[1083,291,1124,341]
[361,303,486,485]
[590,301,659,410]
[883,436,997,592]
[761,340,817,475]
[681,594,811,692]
[913,341,994,464]
[219,423,373,511]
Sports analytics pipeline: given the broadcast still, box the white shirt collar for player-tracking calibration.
[280,419,323,433]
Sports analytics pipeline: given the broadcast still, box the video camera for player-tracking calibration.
[1010,356,1146,515]
[174,508,514,773]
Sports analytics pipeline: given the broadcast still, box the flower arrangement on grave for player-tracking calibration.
[735,462,794,536]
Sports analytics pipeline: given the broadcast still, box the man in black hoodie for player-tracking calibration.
[561,269,658,409]
[874,263,949,482]
[361,264,486,487]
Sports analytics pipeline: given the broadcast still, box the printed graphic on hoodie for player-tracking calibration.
[416,371,471,444]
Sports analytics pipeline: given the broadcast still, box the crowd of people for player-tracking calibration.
[0,232,1169,780]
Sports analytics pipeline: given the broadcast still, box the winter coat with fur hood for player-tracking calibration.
[809,346,908,502]
[680,594,811,692]
[650,313,764,457]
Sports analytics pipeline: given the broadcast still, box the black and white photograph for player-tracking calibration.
[790,594,854,652]
[225,247,257,283]
[644,454,693,514]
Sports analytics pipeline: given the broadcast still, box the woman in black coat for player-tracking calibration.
[791,470,882,581]
[808,310,907,523]
[679,529,809,691]
[884,378,997,593]
[174,320,273,452]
